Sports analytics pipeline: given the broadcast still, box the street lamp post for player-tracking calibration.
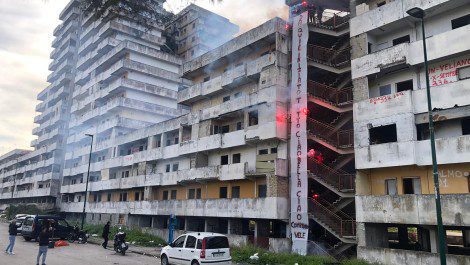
[81,134,94,230]
[407,7,446,265]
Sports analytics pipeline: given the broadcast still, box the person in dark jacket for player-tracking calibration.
[102,221,111,249]
[36,224,52,265]
[5,219,17,255]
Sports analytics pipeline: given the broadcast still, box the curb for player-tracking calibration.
[87,237,160,258]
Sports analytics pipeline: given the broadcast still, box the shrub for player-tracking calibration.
[6,204,45,220]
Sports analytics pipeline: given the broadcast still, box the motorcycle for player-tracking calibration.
[113,230,129,255]
[67,226,88,244]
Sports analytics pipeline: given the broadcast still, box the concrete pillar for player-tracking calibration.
[143,186,154,201]
[148,136,156,149]
[227,219,232,235]
[430,228,438,253]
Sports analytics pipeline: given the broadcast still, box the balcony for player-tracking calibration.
[416,135,470,166]
[61,197,289,219]
[350,0,465,37]
[358,247,470,265]
[356,194,470,226]
[178,53,278,104]
[352,24,470,79]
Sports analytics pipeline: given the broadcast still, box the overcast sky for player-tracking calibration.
[0,0,288,155]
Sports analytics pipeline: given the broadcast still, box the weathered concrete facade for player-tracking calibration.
[351,0,470,264]
[60,17,291,252]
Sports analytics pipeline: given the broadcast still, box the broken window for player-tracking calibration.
[462,118,470,135]
[385,179,397,195]
[258,185,267,198]
[219,187,228,198]
[232,153,241,164]
[417,123,430,140]
[171,190,177,200]
[221,155,229,165]
[396,80,413,92]
[403,178,422,194]
[392,35,410,46]
[231,186,240,198]
[451,14,470,30]
[248,110,259,126]
[369,124,397,145]
[458,66,470,80]
[379,84,392,96]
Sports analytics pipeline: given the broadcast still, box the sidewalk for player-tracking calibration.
[87,236,162,257]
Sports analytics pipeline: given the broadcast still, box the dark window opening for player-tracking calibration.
[171,190,177,200]
[231,186,240,198]
[377,1,386,7]
[203,76,210,82]
[270,147,278,154]
[219,187,228,198]
[248,110,259,126]
[188,188,195,199]
[162,190,169,200]
[396,80,413,92]
[107,193,111,201]
[368,42,372,54]
[213,125,220,135]
[172,163,179,171]
[258,185,267,198]
[236,122,243,131]
[392,35,410,46]
[417,123,430,141]
[403,178,421,195]
[462,118,470,135]
[165,164,171,173]
[135,192,140,201]
[223,96,230,102]
[232,153,241,164]
[369,124,397,145]
[221,125,230,133]
[259,149,269,155]
[196,188,202,199]
[451,14,470,30]
[379,84,392,96]
[220,155,229,165]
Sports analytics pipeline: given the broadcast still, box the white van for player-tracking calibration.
[161,232,232,265]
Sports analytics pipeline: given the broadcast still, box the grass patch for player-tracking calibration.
[232,245,377,265]
[70,222,166,247]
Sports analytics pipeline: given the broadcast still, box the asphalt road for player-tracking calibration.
[0,222,160,265]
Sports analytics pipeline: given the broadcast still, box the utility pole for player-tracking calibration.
[407,7,447,265]
[81,134,94,230]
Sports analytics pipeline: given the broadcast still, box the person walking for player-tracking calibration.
[36,224,52,265]
[102,221,110,249]
[5,219,17,255]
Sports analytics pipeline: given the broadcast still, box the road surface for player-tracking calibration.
[0,222,160,265]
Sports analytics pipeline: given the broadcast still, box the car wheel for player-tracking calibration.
[161,255,169,265]
[191,261,200,265]
[23,237,31,242]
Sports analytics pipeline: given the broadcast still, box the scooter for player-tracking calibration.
[113,230,129,255]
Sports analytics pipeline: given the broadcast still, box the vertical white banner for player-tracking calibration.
[290,11,309,256]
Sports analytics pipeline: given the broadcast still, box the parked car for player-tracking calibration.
[21,215,74,241]
[161,232,232,265]
[15,216,27,234]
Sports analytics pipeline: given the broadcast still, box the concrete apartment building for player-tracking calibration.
[166,4,239,61]
[0,1,82,210]
[350,0,470,264]
[60,18,292,252]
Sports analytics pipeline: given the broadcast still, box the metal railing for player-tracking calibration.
[307,118,354,148]
[309,199,356,237]
[308,11,350,30]
[308,81,353,106]
[308,158,355,191]
[307,44,351,67]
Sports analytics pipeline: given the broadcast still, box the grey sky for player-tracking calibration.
[0,0,288,155]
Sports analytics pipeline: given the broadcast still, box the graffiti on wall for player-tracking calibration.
[428,56,470,87]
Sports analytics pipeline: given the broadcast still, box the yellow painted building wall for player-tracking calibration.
[359,163,470,195]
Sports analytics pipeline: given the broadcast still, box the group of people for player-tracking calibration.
[5,218,54,265]
[4,219,113,265]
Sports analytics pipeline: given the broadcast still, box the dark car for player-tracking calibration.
[21,215,74,241]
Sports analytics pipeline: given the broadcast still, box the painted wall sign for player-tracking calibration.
[289,11,309,256]
[428,55,470,87]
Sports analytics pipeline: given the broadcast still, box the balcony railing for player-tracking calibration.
[308,11,350,31]
[307,44,351,67]
[308,159,355,191]
[309,199,356,238]
[308,81,353,106]
[307,118,354,148]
